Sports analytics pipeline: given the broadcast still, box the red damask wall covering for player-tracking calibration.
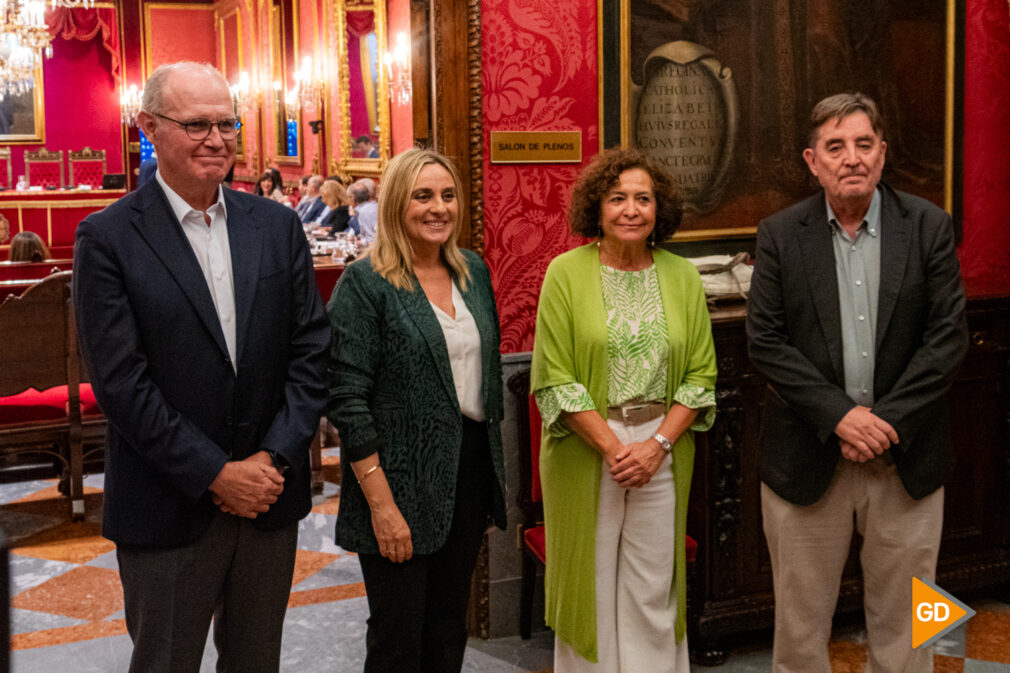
[961,0,1010,296]
[483,0,1010,353]
[481,0,598,353]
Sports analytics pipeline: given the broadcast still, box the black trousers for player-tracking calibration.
[358,417,495,673]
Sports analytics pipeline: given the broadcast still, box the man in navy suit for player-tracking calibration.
[73,62,330,673]
[746,93,968,673]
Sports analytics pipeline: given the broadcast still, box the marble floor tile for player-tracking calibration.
[84,549,119,571]
[936,622,969,657]
[0,508,62,545]
[12,565,123,620]
[465,631,554,672]
[966,610,1010,664]
[291,548,341,586]
[693,647,774,671]
[10,607,85,635]
[8,553,77,593]
[936,655,968,673]
[963,662,1010,673]
[0,479,59,503]
[296,511,342,554]
[278,596,369,670]
[12,519,114,564]
[11,633,135,673]
[293,552,363,591]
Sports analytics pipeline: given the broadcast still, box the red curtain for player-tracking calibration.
[345,12,375,37]
[46,8,121,86]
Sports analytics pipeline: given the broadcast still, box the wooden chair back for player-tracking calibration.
[0,271,96,519]
[0,271,73,397]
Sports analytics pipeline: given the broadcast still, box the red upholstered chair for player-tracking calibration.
[24,149,64,189]
[0,147,11,190]
[69,147,107,189]
[507,368,698,640]
[0,272,104,519]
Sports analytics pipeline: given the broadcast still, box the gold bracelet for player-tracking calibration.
[357,464,381,483]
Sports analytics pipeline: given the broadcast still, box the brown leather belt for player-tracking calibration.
[606,400,665,425]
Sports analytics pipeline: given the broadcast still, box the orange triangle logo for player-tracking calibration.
[912,577,975,648]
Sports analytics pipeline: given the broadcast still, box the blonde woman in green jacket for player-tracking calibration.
[327,149,507,673]
[531,147,717,672]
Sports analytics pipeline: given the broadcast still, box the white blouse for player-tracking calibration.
[429,282,484,422]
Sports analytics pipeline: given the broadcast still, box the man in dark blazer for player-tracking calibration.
[746,93,968,673]
[73,62,330,673]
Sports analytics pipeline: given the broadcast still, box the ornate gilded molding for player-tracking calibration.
[467,0,483,255]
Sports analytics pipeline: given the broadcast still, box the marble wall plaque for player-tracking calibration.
[635,41,739,213]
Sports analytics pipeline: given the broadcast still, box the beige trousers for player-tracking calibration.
[555,416,690,673]
[762,458,943,673]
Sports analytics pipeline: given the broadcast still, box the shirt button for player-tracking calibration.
[869,229,876,235]
[858,315,865,321]
[861,351,868,357]
[851,245,856,251]
[855,280,862,286]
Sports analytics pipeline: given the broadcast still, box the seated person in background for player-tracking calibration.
[353,135,379,159]
[255,171,290,206]
[10,231,51,262]
[313,181,354,236]
[348,182,378,245]
[299,175,326,223]
[295,175,312,208]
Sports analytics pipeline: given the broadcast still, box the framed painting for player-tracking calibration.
[0,67,46,144]
[600,0,963,242]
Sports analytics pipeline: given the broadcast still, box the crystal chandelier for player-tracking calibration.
[120,83,142,126]
[49,1,96,7]
[292,56,321,115]
[386,32,412,107]
[230,71,261,117]
[0,0,56,96]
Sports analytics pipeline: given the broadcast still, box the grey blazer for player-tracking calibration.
[746,183,969,505]
[326,249,507,554]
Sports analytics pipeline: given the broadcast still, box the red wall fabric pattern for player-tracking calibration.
[481,0,598,353]
[145,7,216,74]
[960,0,1010,296]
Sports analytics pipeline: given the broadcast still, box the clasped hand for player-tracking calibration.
[608,439,665,488]
[209,451,285,518]
[835,406,899,463]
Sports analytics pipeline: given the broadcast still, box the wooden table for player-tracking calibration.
[0,189,125,260]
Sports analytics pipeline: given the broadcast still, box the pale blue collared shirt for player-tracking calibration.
[827,187,882,407]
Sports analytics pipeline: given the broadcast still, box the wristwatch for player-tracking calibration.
[265,450,290,475]
[652,432,673,453]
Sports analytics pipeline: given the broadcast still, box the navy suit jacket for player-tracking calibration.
[746,184,968,505]
[73,180,331,546]
[301,196,326,224]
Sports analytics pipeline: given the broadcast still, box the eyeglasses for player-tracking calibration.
[154,114,242,140]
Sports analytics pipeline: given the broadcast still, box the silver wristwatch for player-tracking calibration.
[652,432,673,453]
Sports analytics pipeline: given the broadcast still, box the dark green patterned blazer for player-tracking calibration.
[326,249,507,555]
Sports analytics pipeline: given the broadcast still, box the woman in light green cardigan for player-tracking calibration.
[531,148,717,672]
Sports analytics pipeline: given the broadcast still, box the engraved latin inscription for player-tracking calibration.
[636,61,727,206]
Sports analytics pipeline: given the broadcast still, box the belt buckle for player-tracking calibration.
[621,403,650,425]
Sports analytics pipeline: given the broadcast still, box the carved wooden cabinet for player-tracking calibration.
[687,295,1010,662]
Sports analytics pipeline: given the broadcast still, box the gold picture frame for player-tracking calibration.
[0,66,46,145]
